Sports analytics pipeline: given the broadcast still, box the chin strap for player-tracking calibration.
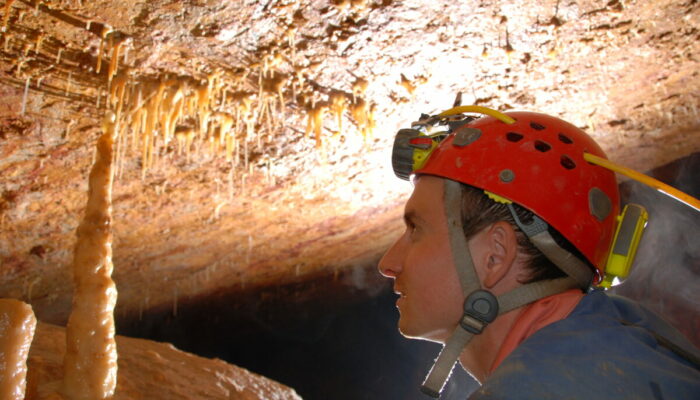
[421,277,578,397]
[420,180,584,397]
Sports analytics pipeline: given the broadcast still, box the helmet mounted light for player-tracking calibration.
[391,106,514,181]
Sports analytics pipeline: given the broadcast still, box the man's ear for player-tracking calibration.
[481,221,519,289]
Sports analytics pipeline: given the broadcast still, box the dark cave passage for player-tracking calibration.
[117,274,477,400]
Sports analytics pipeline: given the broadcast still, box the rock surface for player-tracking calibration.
[25,321,302,400]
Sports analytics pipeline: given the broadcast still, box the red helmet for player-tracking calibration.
[393,108,620,280]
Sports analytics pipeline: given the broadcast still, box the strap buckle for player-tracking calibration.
[460,290,499,334]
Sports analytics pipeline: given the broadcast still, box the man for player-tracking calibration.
[378,105,700,399]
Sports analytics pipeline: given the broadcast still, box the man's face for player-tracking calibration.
[378,176,465,343]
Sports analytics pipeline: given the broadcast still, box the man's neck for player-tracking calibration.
[457,307,524,383]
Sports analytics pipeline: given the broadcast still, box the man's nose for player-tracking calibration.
[378,236,403,279]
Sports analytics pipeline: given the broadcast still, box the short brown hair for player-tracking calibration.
[458,183,592,283]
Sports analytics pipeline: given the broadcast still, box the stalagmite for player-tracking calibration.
[62,111,119,400]
[0,299,37,400]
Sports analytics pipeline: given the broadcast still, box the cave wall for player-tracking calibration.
[0,2,698,398]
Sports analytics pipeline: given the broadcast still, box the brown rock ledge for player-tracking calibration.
[25,322,302,400]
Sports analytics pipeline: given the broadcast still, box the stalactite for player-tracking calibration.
[4,32,11,51]
[107,38,126,90]
[285,26,296,49]
[350,97,375,141]
[158,79,185,147]
[329,91,347,136]
[195,80,211,137]
[122,41,130,65]
[142,93,158,178]
[20,76,30,115]
[352,77,367,103]
[65,71,71,96]
[96,26,112,74]
[1,0,15,32]
[261,72,288,117]
[291,64,305,100]
[212,111,234,160]
[175,126,195,158]
[34,31,45,54]
[109,72,128,120]
[96,87,102,108]
[399,73,416,95]
[305,101,328,148]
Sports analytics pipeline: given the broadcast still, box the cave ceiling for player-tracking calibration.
[0,0,698,324]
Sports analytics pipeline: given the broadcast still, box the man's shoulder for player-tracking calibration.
[469,291,700,400]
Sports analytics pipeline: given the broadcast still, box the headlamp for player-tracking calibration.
[391,105,515,181]
[391,128,446,180]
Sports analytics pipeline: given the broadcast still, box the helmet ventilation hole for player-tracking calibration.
[534,140,551,152]
[506,132,524,142]
[530,122,546,130]
[561,155,576,169]
[558,133,573,144]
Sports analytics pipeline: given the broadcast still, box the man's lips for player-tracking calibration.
[394,288,406,304]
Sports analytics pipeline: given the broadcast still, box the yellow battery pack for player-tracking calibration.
[600,204,648,288]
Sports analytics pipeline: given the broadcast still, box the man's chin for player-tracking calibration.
[398,323,445,343]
